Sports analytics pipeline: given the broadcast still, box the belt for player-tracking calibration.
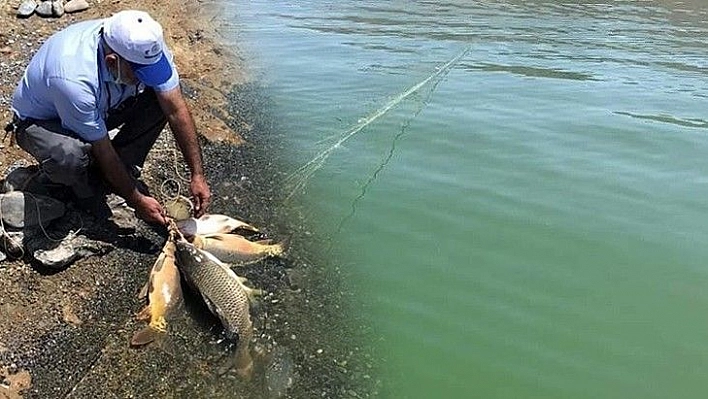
[3,114,27,145]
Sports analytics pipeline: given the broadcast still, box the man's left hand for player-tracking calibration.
[191,174,211,217]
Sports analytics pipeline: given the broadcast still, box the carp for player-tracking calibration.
[176,214,260,237]
[173,236,262,378]
[191,233,286,265]
[131,239,183,347]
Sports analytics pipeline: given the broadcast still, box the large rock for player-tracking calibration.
[17,0,38,17]
[0,191,66,229]
[64,0,89,13]
[52,0,64,17]
[35,1,53,17]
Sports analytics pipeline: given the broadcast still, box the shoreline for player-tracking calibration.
[1,2,377,397]
[0,0,249,397]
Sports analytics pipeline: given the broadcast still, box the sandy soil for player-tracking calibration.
[0,0,248,397]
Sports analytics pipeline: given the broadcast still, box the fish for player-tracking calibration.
[176,214,260,237]
[173,236,262,378]
[191,233,286,265]
[131,239,183,347]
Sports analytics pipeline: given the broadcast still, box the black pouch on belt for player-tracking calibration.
[3,115,26,145]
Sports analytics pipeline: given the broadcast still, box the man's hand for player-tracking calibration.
[191,174,211,217]
[133,193,168,225]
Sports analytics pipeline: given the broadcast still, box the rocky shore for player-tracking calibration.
[0,1,378,398]
[0,0,251,397]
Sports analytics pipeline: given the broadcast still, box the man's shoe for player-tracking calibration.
[5,167,70,200]
[72,195,112,220]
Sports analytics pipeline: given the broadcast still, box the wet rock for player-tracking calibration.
[35,1,53,17]
[16,0,38,18]
[64,0,89,13]
[285,268,305,290]
[52,1,65,17]
[0,191,65,229]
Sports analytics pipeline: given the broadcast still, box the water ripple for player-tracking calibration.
[462,62,599,81]
[614,111,708,129]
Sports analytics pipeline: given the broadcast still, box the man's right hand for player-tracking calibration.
[133,193,167,225]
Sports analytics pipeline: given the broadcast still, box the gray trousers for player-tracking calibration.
[14,89,167,199]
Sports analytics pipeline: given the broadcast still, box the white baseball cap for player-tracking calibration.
[102,10,172,86]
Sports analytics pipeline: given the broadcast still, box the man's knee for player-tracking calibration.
[41,143,91,186]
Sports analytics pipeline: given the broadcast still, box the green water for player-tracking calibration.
[221,1,708,397]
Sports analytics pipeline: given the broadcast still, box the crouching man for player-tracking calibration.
[8,10,211,224]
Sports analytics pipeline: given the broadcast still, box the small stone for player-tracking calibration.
[109,203,137,232]
[33,241,77,269]
[52,1,64,17]
[35,1,53,17]
[64,0,89,13]
[0,47,11,54]
[16,0,37,17]
[62,305,82,326]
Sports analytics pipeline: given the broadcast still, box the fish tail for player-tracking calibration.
[130,326,164,347]
[235,345,254,380]
[135,305,152,322]
[269,237,290,256]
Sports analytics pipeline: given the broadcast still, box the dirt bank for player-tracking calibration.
[0,0,249,397]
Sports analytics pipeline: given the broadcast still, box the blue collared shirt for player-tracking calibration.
[11,19,179,142]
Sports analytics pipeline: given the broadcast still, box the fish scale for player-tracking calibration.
[174,239,252,339]
[173,237,256,377]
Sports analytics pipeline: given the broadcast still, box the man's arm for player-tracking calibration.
[91,136,166,224]
[155,87,211,216]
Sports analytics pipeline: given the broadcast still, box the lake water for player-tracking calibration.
[218,1,708,398]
